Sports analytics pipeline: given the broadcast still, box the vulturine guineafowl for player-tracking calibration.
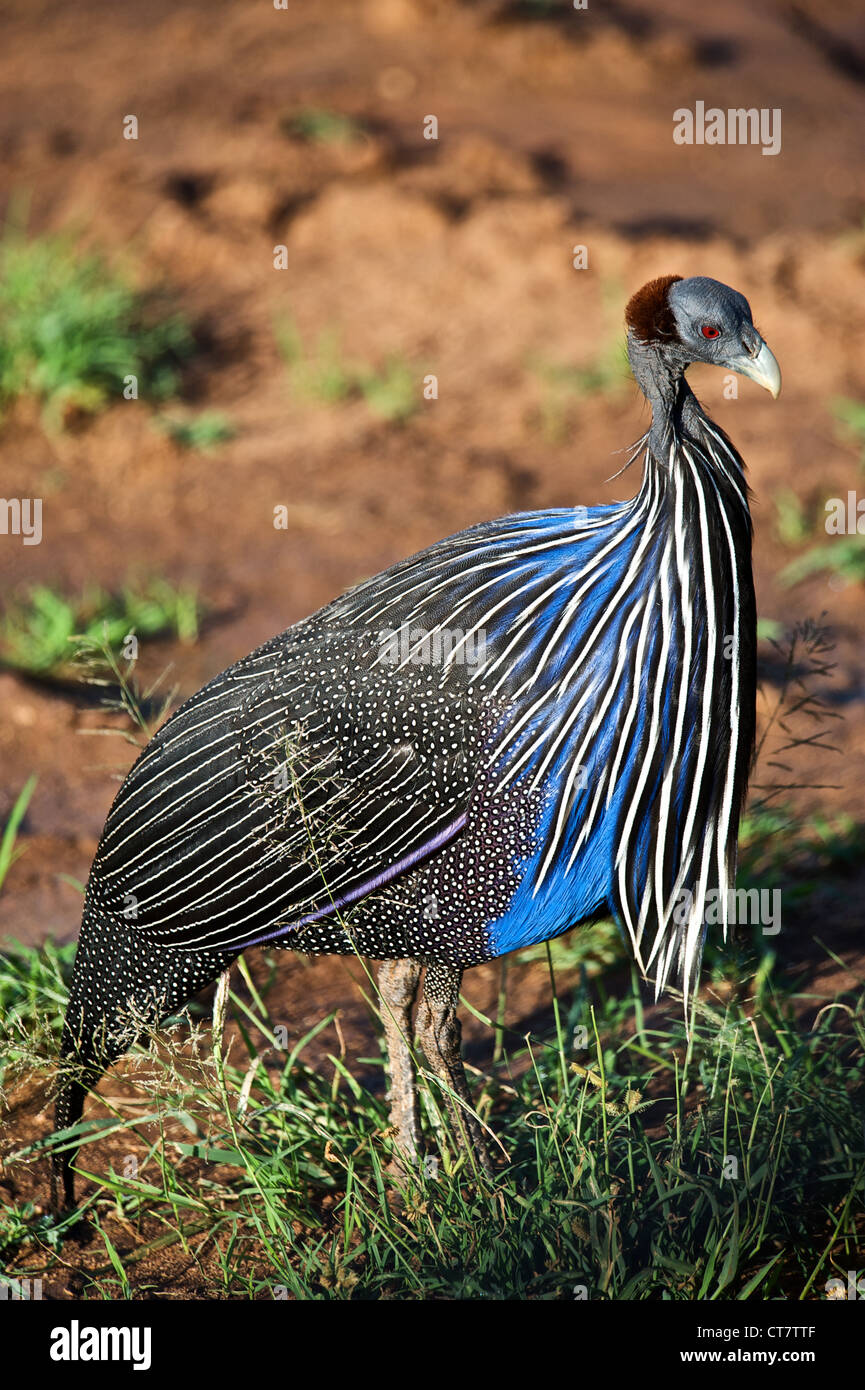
[52,275,780,1203]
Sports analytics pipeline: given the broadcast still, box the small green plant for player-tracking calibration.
[154,410,236,451]
[529,342,630,441]
[531,343,630,399]
[0,776,36,894]
[517,917,624,974]
[756,616,783,641]
[280,108,366,144]
[358,356,417,423]
[0,1201,68,1263]
[772,487,810,547]
[0,228,193,426]
[297,329,354,404]
[781,536,865,587]
[571,340,630,396]
[276,316,418,421]
[0,938,76,1096]
[831,396,865,470]
[273,315,303,366]
[276,319,354,404]
[738,804,864,897]
[0,581,200,682]
[741,618,845,903]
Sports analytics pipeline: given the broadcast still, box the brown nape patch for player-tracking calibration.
[625,275,684,345]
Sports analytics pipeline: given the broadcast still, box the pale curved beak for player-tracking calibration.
[729,339,781,399]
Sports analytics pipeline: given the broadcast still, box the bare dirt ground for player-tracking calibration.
[1,0,864,1296]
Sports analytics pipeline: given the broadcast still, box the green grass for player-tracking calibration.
[0,581,200,682]
[1,935,862,1299]
[772,488,810,547]
[771,469,865,587]
[277,321,355,404]
[831,397,865,470]
[774,398,865,584]
[528,342,630,442]
[357,356,418,424]
[276,315,418,423]
[781,537,865,587]
[280,109,366,145]
[518,917,624,974]
[738,805,865,910]
[0,228,193,426]
[0,939,76,1098]
[1,623,860,1299]
[756,617,783,642]
[0,777,37,895]
[0,1200,67,1267]
[154,410,236,452]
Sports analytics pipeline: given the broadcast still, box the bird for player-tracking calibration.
[51,274,780,1205]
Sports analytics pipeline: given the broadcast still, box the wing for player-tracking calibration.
[90,623,486,952]
[89,503,623,953]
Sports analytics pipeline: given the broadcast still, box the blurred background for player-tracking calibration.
[1,0,864,1121]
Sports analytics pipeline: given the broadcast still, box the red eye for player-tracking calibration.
[701,325,721,339]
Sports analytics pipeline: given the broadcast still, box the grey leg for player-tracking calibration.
[378,958,422,1167]
[415,962,494,1179]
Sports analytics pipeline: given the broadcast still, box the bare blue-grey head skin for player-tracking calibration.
[668,276,781,396]
[626,274,780,453]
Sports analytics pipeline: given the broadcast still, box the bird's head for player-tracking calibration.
[625,274,781,399]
